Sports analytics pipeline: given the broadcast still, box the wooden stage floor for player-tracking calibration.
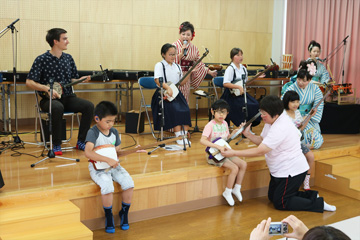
[1,116,360,239]
[0,118,359,195]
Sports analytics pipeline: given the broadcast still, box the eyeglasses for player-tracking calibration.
[215,110,228,115]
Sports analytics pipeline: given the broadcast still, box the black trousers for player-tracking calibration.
[268,171,324,213]
[40,95,94,145]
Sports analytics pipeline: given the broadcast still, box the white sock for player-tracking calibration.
[223,188,235,206]
[176,139,191,145]
[232,184,243,202]
[323,201,336,211]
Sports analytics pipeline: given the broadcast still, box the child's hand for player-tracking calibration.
[259,73,266,78]
[216,145,225,153]
[166,87,173,97]
[108,158,119,168]
[237,86,244,95]
[220,147,235,157]
[135,145,147,153]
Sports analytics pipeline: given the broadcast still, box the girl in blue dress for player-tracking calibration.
[220,48,261,127]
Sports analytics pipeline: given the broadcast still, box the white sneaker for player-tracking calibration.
[176,139,191,145]
[223,191,235,206]
[232,189,243,202]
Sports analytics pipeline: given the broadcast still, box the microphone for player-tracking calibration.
[99,64,109,82]
[159,77,163,88]
[7,18,20,28]
[183,40,188,56]
[316,57,326,62]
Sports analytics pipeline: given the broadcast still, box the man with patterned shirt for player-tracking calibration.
[26,28,94,155]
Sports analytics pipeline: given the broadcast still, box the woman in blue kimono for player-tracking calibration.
[282,60,324,149]
[307,40,330,84]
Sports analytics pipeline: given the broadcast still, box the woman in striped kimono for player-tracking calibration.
[307,40,330,84]
[282,60,324,149]
[173,21,217,102]
[281,40,330,95]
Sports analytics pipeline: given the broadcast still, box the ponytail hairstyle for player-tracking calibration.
[179,21,195,40]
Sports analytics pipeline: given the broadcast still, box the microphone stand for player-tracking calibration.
[148,77,188,154]
[31,78,80,167]
[236,73,248,145]
[320,35,349,84]
[148,77,166,154]
[0,19,22,154]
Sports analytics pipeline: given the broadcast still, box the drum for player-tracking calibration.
[331,83,353,95]
[89,144,118,170]
[281,54,293,70]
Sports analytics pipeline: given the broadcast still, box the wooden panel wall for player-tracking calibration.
[0,0,274,119]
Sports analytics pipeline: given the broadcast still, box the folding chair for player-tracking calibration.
[34,92,80,147]
[212,76,224,100]
[138,77,158,139]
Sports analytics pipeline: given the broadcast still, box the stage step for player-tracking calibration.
[0,201,92,240]
[315,155,360,200]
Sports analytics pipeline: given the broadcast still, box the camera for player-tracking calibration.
[269,222,288,235]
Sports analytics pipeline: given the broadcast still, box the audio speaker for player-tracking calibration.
[126,111,144,134]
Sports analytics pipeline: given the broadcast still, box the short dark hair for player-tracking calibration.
[259,95,283,118]
[161,43,176,58]
[46,28,67,47]
[308,40,321,52]
[94,101,118,120]
[303,226,350,240]
[211,99,230,112]
[179,21,194,34]
[283,91,300,110]
[230,48,243,60]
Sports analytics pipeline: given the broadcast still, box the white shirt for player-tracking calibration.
[223,62,247,84]
[154,60,182,85]
[260,112,309,178]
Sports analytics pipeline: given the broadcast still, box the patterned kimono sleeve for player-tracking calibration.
[281,81,295,99]
[173,41,182,65]
[190,45,208,89]
[311,85,324,123]
[318,63,330,84]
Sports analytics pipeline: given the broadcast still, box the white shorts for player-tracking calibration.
[88,163,134,195]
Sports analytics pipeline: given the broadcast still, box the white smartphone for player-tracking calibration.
[269,222,288,235]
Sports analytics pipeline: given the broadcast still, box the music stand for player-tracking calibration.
[191,90,214,133]
[30,78,79,167]
[148,77,189,154]
[0,19,22,154]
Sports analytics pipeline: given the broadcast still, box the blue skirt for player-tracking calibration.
[151,89,192,131]
[220,88,261,127]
